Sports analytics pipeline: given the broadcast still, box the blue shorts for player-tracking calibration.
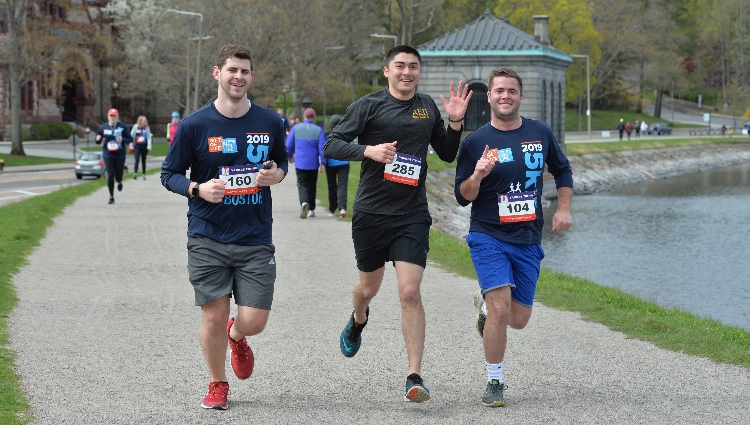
[466,232,545,307]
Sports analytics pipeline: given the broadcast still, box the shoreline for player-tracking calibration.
[427,142,750,239]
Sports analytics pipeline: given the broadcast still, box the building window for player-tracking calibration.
[21,82,34,111]
[38,70,54,98]
[541,80,547,123]
[45,2,66,20]
[549,81,555,133]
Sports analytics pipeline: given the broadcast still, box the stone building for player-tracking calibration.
[418,9,572,145]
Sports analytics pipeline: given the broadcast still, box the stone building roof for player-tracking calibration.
[419,8,570,62]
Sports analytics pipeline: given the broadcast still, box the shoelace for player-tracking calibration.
[230,338,250,361]
[208,382,231,397]
[407,374,424,387]
[488,381,507,392]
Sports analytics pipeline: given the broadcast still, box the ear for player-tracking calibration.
[248,71,255,86]
[213,66,220,81]
[383,66,389,78]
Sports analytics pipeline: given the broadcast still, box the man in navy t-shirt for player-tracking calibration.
[455,68,573,407]
[161,44,288,411]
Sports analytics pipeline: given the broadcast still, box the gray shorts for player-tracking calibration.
[187,237,276,309]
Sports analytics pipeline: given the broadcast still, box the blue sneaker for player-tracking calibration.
[339,307,368,357]
[405,373,430,402]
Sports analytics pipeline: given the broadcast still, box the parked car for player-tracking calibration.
[74,152,128,179]
[649,123,672,135]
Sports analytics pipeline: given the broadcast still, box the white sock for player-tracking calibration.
[486,361,503,383]
[481,301,488,315]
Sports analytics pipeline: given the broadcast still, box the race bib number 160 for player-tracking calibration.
[384,153,422,186]
[219,164,259,195]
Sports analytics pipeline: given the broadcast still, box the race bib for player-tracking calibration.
[137,136,145,143]
[219,164,259,195]
[384,153,421,186]
[107,141,120,151]
[498,191,536,222]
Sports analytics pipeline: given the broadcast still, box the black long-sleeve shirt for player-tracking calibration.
[324,88,462,215]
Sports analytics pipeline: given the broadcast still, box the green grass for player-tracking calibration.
[0,155,70,167]
[0,179,106,425]
[566,136,750,155]
[82,139,171,157]
[565,108,701,132]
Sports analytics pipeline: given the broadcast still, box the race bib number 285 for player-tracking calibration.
[219,164,259,195]
[384,153,422,186]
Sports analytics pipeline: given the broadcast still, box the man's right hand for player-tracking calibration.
[195,179,226,203]
[471,145,495,182]
[364,141,398,164]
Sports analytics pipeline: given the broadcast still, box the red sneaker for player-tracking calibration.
[201,381,230,410]
[227,317,254,380]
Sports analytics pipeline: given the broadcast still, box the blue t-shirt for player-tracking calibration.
[454,118,573,245]
[161,102,289,246]
[96,121,133,159]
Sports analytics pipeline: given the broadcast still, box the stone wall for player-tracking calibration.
[426,143,750,239]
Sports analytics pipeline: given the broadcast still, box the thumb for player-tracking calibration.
[390,141,398,147]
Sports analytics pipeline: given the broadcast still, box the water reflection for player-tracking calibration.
[542,163,750,330]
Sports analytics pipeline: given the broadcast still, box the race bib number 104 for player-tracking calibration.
[498,192,536,223]
[384,153,422,186]
[219,164,259,195]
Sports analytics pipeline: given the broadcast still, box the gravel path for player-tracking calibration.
[9,168,750,424]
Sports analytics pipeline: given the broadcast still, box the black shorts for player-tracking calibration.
[351,210,431,272]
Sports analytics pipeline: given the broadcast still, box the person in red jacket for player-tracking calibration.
[166,111,180,146]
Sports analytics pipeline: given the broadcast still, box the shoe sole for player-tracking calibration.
[482,400,505,407]
[300,204,309,219]
[201,403,228,410]
[405,386,430,402]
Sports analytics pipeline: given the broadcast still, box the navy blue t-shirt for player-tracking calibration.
[96,121,133,159]
[161,102,289,246]
[454,118,573,245]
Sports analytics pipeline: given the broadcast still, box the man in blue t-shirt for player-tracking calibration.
[161,44,288,411]
[454,68,573,408]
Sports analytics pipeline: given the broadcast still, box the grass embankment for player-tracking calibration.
[0,155,69,167]
[0,179,106,425]
[564,108,699,131]
[567,136,750,155]
[81,139,171,157]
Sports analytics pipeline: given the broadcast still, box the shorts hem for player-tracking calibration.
[195,292,231,307]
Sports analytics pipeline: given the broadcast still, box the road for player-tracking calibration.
[0,140,163,207]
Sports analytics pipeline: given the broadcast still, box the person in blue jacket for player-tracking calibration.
[455,68,573,407]
[323,114,349,218]
[285,107,325,218]
[161,44,288,411]
[95,108,133,204]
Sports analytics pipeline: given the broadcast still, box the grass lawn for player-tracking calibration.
[0,155,70,167]
[565,108,701,132]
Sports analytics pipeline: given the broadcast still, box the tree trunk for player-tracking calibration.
[636,62,643,113]
[8,21,26,156]
[654,88,663,119]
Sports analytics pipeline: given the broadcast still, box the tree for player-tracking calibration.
[1,0,85,155]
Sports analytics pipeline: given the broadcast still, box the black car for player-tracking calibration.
[649,123,672,135]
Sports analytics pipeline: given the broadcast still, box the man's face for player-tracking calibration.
[213,56,254,100]
[487,76,523,121]
[108,115,118,125]
[383,53,421,99]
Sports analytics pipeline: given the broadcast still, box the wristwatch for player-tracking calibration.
[192,183,200,198]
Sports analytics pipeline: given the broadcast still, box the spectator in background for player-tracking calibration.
[277,108,290,135]
[640,120,648,136]
[634,120,641,138]
[625,121,633,140]
[324,114,349,218]
[131,115,153,180]
[286,108,326,218]
[167,111,181,146]
[617,118,625,140]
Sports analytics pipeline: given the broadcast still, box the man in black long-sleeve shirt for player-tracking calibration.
[323,45,472,402]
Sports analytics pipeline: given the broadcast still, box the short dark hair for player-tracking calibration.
[385,45,422,67]
[216,44,253,71]
[488,68,523,93]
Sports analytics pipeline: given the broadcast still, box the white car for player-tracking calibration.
[74,152,127,179]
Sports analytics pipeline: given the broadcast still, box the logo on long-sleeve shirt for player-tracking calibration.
[247,132,270,163]
[412,108,430,119]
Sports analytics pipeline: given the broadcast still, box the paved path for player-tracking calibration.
[8,168,750,424]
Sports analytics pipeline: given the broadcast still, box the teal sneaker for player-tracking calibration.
[405,373,430,402]
[339,307,368,357]
[482,380,507,407]
[473,289,486,338]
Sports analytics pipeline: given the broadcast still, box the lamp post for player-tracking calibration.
[571,54,591,139]
[370,33,398,46]
[167,9,204,112]
[185,35,214,116]
[323,46,345,127]
[111,81,118,110]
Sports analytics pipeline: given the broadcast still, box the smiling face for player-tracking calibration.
[487,75,523,125]
[383,52,421,100]
[213,56,254,101]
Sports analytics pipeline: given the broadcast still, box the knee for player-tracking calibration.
[398,283,421,306]
[234,316,267,337]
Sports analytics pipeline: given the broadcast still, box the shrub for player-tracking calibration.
[22,123,74,141]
